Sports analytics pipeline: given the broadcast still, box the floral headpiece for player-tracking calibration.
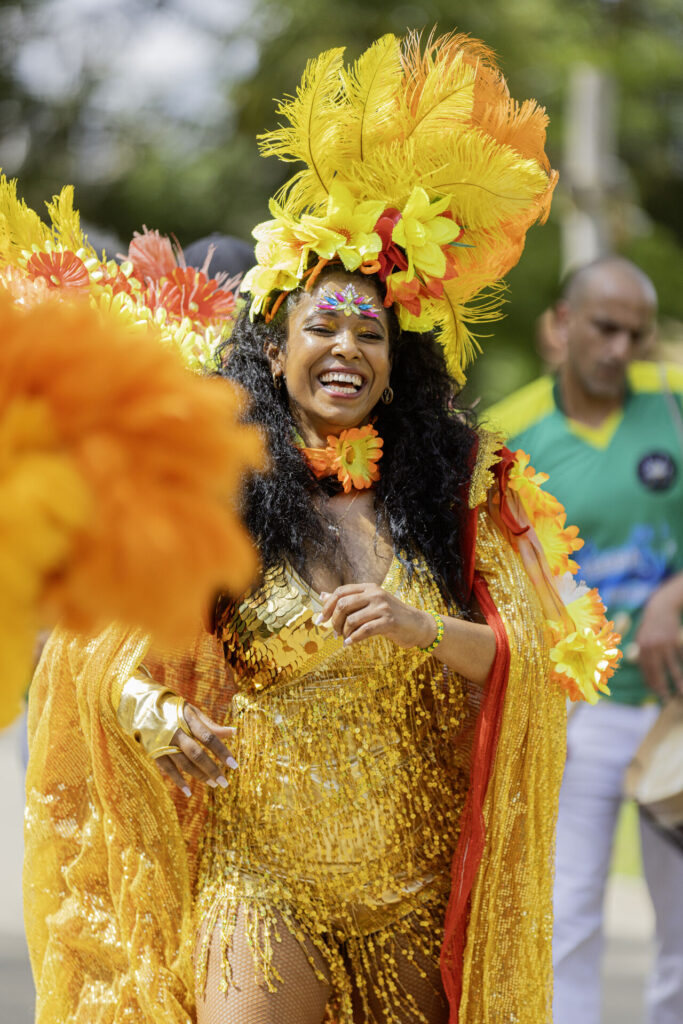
[242,31,557,383]
[0,177,241,371]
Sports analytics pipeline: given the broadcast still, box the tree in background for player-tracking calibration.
[0,0,681,401]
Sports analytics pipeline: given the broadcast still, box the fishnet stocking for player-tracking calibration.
[350,931,449,1024]
[195,903,332,1024]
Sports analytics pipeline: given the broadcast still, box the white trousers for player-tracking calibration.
[553,700,683,1024]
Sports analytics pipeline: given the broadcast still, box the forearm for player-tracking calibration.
[416,610,496,686]
[320,583,499,684]
[646,571,683,614]
[635,570,683,696]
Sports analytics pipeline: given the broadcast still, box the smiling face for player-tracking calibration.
[268,270,392,446]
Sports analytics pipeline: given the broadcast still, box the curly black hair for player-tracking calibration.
[218,290,479,604]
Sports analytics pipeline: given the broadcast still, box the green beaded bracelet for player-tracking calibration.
[420,610,444,653]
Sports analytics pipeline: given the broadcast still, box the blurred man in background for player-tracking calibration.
[488,257,683,1024]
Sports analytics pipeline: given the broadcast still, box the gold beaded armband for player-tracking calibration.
[420,610,445,654]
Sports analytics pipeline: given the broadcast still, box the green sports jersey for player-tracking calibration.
[487,360,683,705]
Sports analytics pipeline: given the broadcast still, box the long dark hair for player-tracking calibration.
[219,292,479,603]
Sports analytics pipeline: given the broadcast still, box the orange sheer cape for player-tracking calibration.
[24,441,567,1024]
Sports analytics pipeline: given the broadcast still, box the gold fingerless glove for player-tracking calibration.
[115,668,191,759]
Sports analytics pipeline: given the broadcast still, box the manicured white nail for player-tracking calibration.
[182,786,191,798]
[217,774,229,787]
[207,779,218,788]
[320,591,329,599]
[226,757,239,771]
[314,613,324,625]
[343,637,352,646]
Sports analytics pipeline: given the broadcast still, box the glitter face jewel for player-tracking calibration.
[315,284,381,319]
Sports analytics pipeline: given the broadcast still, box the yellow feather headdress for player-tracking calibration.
[243,31,558,383]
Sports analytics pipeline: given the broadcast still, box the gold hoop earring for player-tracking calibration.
[273,373,283,390]
[381,386,394,405]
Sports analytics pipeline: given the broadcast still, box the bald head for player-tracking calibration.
[555,257,658,412]
[560,257,657,312]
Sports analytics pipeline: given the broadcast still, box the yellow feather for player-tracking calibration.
[423,134,548,227]
[0,174,50,261]
[432,280,508,380]
[339,138,421,207]
[258,47,346,210]
[46,186,91,253]
[402,48,477,144]
[339,34,403,164]
[341,128,549,230]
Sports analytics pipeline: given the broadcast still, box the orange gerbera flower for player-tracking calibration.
[533,513,584,576]
[301,424,383,493]
[128,227,177,281]
[149,266,237,325]
[26,250,90,289]
[508,449,564,521]
[96,262,136,296]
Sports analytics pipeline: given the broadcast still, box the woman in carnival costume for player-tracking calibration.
[25,32,620,1024]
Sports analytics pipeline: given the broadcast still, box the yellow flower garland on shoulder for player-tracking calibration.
[503,449,621,703]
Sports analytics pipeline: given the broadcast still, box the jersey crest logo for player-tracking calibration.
[637,451,677,491]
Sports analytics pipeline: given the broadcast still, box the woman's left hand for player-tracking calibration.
[316,583,437,649]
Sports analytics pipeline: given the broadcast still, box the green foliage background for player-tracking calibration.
[1,0,682,403]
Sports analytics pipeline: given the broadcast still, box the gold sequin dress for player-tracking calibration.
[199,554,470,1020]
[24,441,569,1024]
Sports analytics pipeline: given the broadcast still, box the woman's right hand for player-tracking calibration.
[154,703,238,797]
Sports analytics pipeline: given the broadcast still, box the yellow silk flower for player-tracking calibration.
[390,187,462,280]
[301,183,384,271]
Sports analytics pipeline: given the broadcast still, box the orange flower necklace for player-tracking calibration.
[296,423,383,493]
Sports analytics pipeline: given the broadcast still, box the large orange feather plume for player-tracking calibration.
[0,291,263,727]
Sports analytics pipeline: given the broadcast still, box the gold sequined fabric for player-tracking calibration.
[24,625,229,1024]
[24,438,567,1023]
[460,509,567,1024]
[467,429,504,510]
[202,556,470,1022]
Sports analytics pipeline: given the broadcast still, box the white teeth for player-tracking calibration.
[319,371,363,387]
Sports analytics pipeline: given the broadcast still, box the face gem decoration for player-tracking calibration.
[315,284,381,319]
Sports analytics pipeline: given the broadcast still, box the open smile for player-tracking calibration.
[317,369,367,398]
